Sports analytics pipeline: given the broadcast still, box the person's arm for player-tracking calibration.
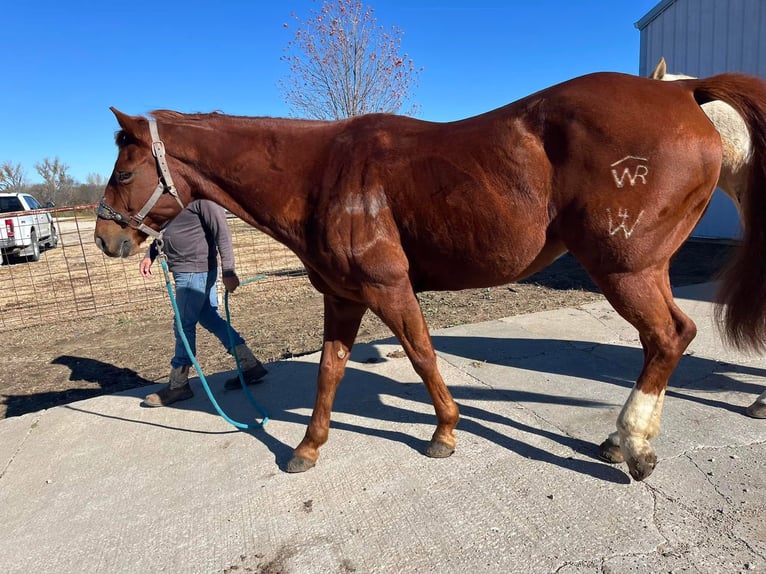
[139,241,158,278]
[199,201,240,292]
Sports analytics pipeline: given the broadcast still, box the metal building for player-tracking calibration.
[636,0,766,239]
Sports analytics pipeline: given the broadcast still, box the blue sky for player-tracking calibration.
[2,1,659,184]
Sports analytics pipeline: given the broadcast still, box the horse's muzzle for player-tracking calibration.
[94,233,135,258]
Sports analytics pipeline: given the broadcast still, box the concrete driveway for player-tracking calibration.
[1,283,763,573]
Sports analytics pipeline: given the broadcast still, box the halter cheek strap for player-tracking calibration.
[96,119,185,240]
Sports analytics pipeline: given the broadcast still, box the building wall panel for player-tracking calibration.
[637,0,765,238]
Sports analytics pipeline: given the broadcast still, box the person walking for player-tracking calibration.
[139,199,267,407]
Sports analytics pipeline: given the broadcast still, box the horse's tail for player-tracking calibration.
[682,73,766,352]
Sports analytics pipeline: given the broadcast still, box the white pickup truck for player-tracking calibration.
[0,192,58,262]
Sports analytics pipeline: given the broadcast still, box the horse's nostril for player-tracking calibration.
[120,239,133,258]
[93,235,129,258]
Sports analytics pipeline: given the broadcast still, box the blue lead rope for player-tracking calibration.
[159,256,269,429]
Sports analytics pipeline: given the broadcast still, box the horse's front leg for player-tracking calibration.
[287,295,367,473]
[367,281,460,458]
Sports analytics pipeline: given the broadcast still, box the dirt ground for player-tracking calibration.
[0,240,734,419]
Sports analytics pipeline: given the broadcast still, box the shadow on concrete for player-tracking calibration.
[2,355,155,418]
[430,334,766,412]
[63,332,764,485]
[12,301,761,485]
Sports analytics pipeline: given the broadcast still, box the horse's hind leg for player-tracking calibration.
[601,387,666,462]
[594,269,696,481]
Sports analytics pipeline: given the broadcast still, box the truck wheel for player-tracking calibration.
[28,230,40,262]
[47,223,58,248]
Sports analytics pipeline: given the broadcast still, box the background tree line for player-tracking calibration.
[0,158,106,207]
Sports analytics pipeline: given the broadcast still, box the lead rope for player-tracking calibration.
[156,243,269,429]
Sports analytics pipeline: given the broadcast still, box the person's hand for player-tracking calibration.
[139,257,153,278]
[222,272,240,293]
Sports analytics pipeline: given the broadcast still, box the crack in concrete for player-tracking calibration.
[641,463,766,570]
[685,451,734,503]
[0,413,42,481]
[580,307,638,345]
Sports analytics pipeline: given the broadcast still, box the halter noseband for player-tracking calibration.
[96,119,185,240]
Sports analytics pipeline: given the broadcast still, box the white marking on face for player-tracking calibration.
[607,208,644,238]
[611,156,650,188]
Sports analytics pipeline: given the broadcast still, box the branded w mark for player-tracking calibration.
[607,208,644,239]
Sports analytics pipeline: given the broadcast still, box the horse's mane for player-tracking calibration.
[148,109,334,129]
[150,109,230,122]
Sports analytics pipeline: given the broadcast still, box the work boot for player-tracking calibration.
[143,366,193,407]
[224,344,268,390]
[745,390,766,419]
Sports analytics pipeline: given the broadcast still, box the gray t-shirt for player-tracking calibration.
[146,199,235,274]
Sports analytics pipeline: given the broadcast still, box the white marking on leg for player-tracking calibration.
[646,388,666,440]
[619,388,657,437]
[618,388,658,459]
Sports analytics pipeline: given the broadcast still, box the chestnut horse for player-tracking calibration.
[94,71,766,481]
[651,57,766,419]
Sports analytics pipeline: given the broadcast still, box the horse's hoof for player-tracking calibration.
[745,400,766,419]
[626,451,657,481]
[425,440,455,458]
[598,440,625,463]
[286,456,316,473]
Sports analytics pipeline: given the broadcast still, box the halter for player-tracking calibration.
[96,119,185,240]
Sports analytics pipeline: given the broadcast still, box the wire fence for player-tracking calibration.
[0,204,308,331]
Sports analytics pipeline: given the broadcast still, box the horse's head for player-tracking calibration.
[94,108,188,258]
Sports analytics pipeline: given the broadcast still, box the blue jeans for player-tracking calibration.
[170,270,244,368]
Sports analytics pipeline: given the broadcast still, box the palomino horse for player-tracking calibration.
[94,71,766,481]
[651,57,766,419]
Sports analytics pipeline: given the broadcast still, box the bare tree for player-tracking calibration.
[281,0,421,120]
[35,157,75,206]
[72,173,108,205]
[0,162,27,193]
[85,173,107,187]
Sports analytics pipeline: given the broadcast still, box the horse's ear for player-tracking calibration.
[110,107,142,136]
[650,57,667,80]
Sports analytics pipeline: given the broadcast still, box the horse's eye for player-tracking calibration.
[116,171,134,183]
